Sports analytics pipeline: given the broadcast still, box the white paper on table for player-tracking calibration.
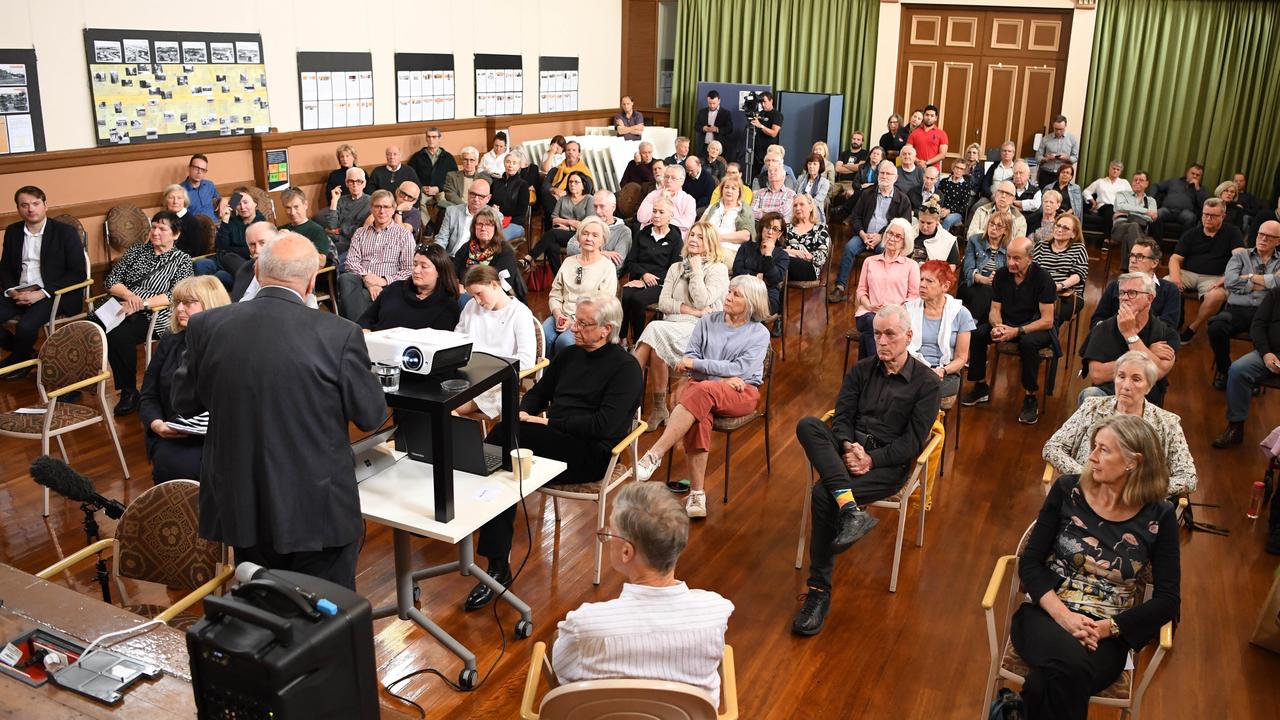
[397,71,411,98]
[358,71,373,98]
[316,72,332,100]
[359,99,373,125]
[318,101,333,128]
[302,101,318,129]
[93,298,126,333]
[300,72,319,101]
[473,485,501,501]
[5,115,34,153]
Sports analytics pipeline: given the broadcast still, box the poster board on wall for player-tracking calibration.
[297,52,374,130]
[538,56,578,113]
[395,53,455,123]
[84,29,269,146]
[474,54,522,117]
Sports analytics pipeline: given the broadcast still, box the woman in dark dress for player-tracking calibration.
[490,153,531,242]
[325,143,358,198]
[359,244,461,331]
[618,197,684,345]
[731,211,790,318]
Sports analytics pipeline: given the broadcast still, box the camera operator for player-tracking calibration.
[749,92,783,180]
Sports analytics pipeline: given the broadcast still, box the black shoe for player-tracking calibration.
[2,364,32,381]
[1212,422,1244,448]
[463,567,512,612]
[1213,371,1228,391]
[770,319,783,337]
[60,390,83,404]
[960,382,990,406]
[790,589,831,636]
[1180,327,1196,343]
[113,389,140,416]
[1017,395,1039,425]
[831,504,879,554]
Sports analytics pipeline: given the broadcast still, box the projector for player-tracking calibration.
[364,327,473,376]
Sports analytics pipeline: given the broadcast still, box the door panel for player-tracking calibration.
[981,64,1018,153]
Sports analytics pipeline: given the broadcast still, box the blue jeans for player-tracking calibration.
[1077,385,1109,407]
[193,258,232,290]
[940,213,963,231]
[836,236,883,288]
[503,223,526,241]
[1227,351,1273,422]
[543,315,577,358]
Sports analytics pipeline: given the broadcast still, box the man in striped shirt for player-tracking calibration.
[552,482,734,705]
[337,190,414,320]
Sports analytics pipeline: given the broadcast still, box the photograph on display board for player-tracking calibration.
[182,42,207,64]
[0,64,25,86]
[0,48,44,153]
[154,41,179,63]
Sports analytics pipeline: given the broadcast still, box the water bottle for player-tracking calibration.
[1247,481,1265,519]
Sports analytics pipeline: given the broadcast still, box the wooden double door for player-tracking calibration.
[894,6,1073,162]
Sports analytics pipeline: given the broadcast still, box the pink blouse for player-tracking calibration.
[855,253,920,317]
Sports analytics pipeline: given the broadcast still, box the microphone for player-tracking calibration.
[29,456,127,519]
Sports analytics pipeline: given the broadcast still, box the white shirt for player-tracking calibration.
[704,108,719,144]
[552,581,734,704]
[1082,176,1133,206]
[17,220,46,295]
[455,298,537,417]
[480,150,507,177]
[245,280,319,309]
[991,162,1014,187]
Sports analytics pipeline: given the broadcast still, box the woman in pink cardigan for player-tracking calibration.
[853,217,920,360]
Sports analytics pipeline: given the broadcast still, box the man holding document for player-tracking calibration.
[0,186,86,379]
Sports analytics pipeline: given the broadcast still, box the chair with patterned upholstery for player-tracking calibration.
[0,321,130,516]
[537,410,647,585]
[192,213,217,257]
[245,186,277,224]
[36,480,233,629]
[981,522,1174,720]
[104,203,150,261]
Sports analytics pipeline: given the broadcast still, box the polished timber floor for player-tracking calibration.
[2,242,1278,719]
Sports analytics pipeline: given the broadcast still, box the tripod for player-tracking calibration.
[743,123,759,186]
[79,502,112,603]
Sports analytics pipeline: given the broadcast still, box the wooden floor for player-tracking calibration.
[3,242,1279,719]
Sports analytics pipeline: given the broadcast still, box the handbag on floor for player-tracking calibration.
[988,688,1024,720]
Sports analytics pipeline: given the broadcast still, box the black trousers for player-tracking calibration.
[620,283,663,342]
[99,312,152,392]
[968,325,1054,392]
[796,416,907,591]
[959,283,993,328]
[476,421,611,564]
[1095,204,1115,238]
[855,313,875,361]
[147,435,204,484]
[233,539,362,591]
[1010,603,1129,720]
[1208,304,1256,373]
[1054,294,1084,328]
[531,228,574,274]
[0,295,54,362]
[788,259,817,282]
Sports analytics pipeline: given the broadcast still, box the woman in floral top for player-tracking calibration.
[1015,414,1180,720]
[783,194,829,282]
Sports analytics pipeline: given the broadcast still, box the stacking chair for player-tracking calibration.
[786,251,831,337]
[710,347,775,503]
[245,185,277,224]
[0,321,130,515]
[981,523,1174,719]
[537,411,647,585]
[762,275,788,361]
[84,292,169,369]
[37,480,233,629]
[521,641,738,720]
[44,215,93,336]
[990,340,1059,417]
[795,409,945,592]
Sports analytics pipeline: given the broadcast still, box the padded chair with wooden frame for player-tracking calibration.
[538,410,648,585]
[521,641,738,720]
[36,480,233,629]
[41,215,94,336]
[711,346,775,503]
[0,321,130,516]
[981,523,1174,720]
[794,409,945,593]
[85,292,170,369]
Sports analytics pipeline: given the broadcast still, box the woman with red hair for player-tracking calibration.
[904,259,974,399]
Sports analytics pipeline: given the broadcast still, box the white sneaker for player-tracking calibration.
[685,491,707,518]
[635,453,661,482]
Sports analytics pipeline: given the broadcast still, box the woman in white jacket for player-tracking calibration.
[904,260,974,399]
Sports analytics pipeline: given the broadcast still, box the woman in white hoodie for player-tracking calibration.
[904,260,974,399]
[909,200,959,269]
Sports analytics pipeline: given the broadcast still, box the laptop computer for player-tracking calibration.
[352,427,398,484]
[394,411,504,476]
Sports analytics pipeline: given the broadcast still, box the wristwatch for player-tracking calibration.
[1125,335,1140,344]
[1109,618,1121,638]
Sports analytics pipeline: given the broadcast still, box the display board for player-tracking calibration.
[474,54,522,117]
[395,53,455,123]
[538,56,578,114]
[298,52,373,130]
[0,49,44,154]
[84,29,269,146]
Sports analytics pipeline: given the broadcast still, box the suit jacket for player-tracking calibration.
[1,218,86,315]
[693,106,734,156]
[172,286,387,553]
[849,188,914,237]
[440,170,492,208]
[434,203,475,256]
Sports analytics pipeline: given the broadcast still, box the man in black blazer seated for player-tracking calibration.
[694,90,734,160]
[0,185,86,378]
[173,232,387,589]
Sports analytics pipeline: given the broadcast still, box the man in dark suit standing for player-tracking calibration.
[0,185,86,378]
[694,90,733,160]
[173,232,387,589]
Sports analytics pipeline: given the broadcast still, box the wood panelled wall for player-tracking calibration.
[621,0,661,108]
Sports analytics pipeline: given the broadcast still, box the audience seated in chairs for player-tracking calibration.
[828,160,913,303]
[638,165,697,237]
[568,190,633,274]
[358,244,460,332]
[934,159,973,232]
[905,261,973,399]
[1207,220,1280,388]
[808,140,836,184]
[0,185,87,375]
[490,153,530,242]
[325,143,359,199]
[544,216,620,358]
[1113,172,1159,269]
[407,127,457,214]
[831,131,868,203]
[634,275,772,518]
[1152,164,1205,239]
[466,293,642,611]
[1166,197,1243,342]
[969,181,1028,241]
[704,140,727,182]
[633,223,730,429]
[160,184,205,257]
[540,140,595,224]
[958,208,1012,324]
[533,171,593,274]
[1079,272,1179,407]
[894,145,925,202]
[707,163,753,206]
[750,162,797,221]
[1041,163,1084,219]
[878,113,906,161]
[441,146,492,209]
[751,147,796,191]
[278,187,332,260]
[618,200,685,347]
[452,206,527,304]
[367,145,420,195]
[979,141,1017,200]
[436,177,492,257]
[1215,284,1280,448]
[621,141,657,187]
[229,221,277,301]
[961,142,985,194]
[909,200,959,268]
[180,153,221,223]
[792,304,941,636]
[451,265,537,421]
[96,210,194,416]
[1009,160,1042,220]
[700,176,754,265]
[961,236,1057,424]
[682,157,716,211]
[907,165,941,212]
[1214,180,1248,233]
[731,212,789,321]
[1092,237,1181,329]
[853,218,920,361]
[201,188,265,289]
[552,481,734,703]
[1029,189,1066,245]
[479,133,508,177]
[1032,211,1089,327]
[1015,415,1180,720]
[318,167,372,259]
[794,153,831,217]
[783,194,829,282]
[665,136,691,167]
[388,182,425,238]
[338,189,415,321]
[139,276,229,484]
[1044,351,1197,497]
[1083,160,1132,240]
[1034,115,1080,189]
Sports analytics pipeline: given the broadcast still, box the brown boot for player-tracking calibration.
[1212,422,1244,448]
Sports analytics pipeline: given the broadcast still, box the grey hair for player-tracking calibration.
[345,166,366,181]
[610,482,689,573]
[245,220,278,238]
[162,184,190,207]
[575,215,613,249]
[878,159,898,176]
[1118,271,1156,295]
[1040,189,1063,206]
[593,189,617,208]
[576,293,623,343]
[1012,159,1030,173]
[258,232,320,283]
[1001,141,1016,151]
[885,217,916,256]
[1115,350,1158,388]
[509,146,530,163]
[459,146,480,159]
[876,303,912,332]
[729,274,770,322]
[686,156,702,168]
[639,141,653,152]
[665,165,686,182]
[708,140,722,152]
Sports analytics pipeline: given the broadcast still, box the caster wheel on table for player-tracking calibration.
[514,620,533,639]
[458,669,477,690]
[412,585,421,609]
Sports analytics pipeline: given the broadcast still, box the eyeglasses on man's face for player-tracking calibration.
[1118,288,1150,299]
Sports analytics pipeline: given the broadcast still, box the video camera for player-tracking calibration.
[741,91,764,121]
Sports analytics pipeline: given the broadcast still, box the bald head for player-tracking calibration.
[244,221,277,261]
[257,232,320,296]
[385,145,402,167]
[1007,236,1034,276]
[1257,220,1280,255]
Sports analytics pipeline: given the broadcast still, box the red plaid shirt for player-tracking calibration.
[345,222,415,280]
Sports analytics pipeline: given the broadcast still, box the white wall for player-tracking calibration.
[0,0,622,151]
[871,0,1094,137]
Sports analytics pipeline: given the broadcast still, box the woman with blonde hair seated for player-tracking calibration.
[139,275,230,483]
[634,222,731,430]
[700,175,754,263]
[1043,350,1196,496]
[635,275,772,519]
[784,193,829,281]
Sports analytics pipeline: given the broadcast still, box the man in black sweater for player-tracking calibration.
[407,127,458,221]
[465,293,643,611]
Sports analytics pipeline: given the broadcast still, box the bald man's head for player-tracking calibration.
[1007,236,1034,275]
[257,232,320,296]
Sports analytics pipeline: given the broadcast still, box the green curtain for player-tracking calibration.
[671,0,879,142]
[1081,0,1280,197]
